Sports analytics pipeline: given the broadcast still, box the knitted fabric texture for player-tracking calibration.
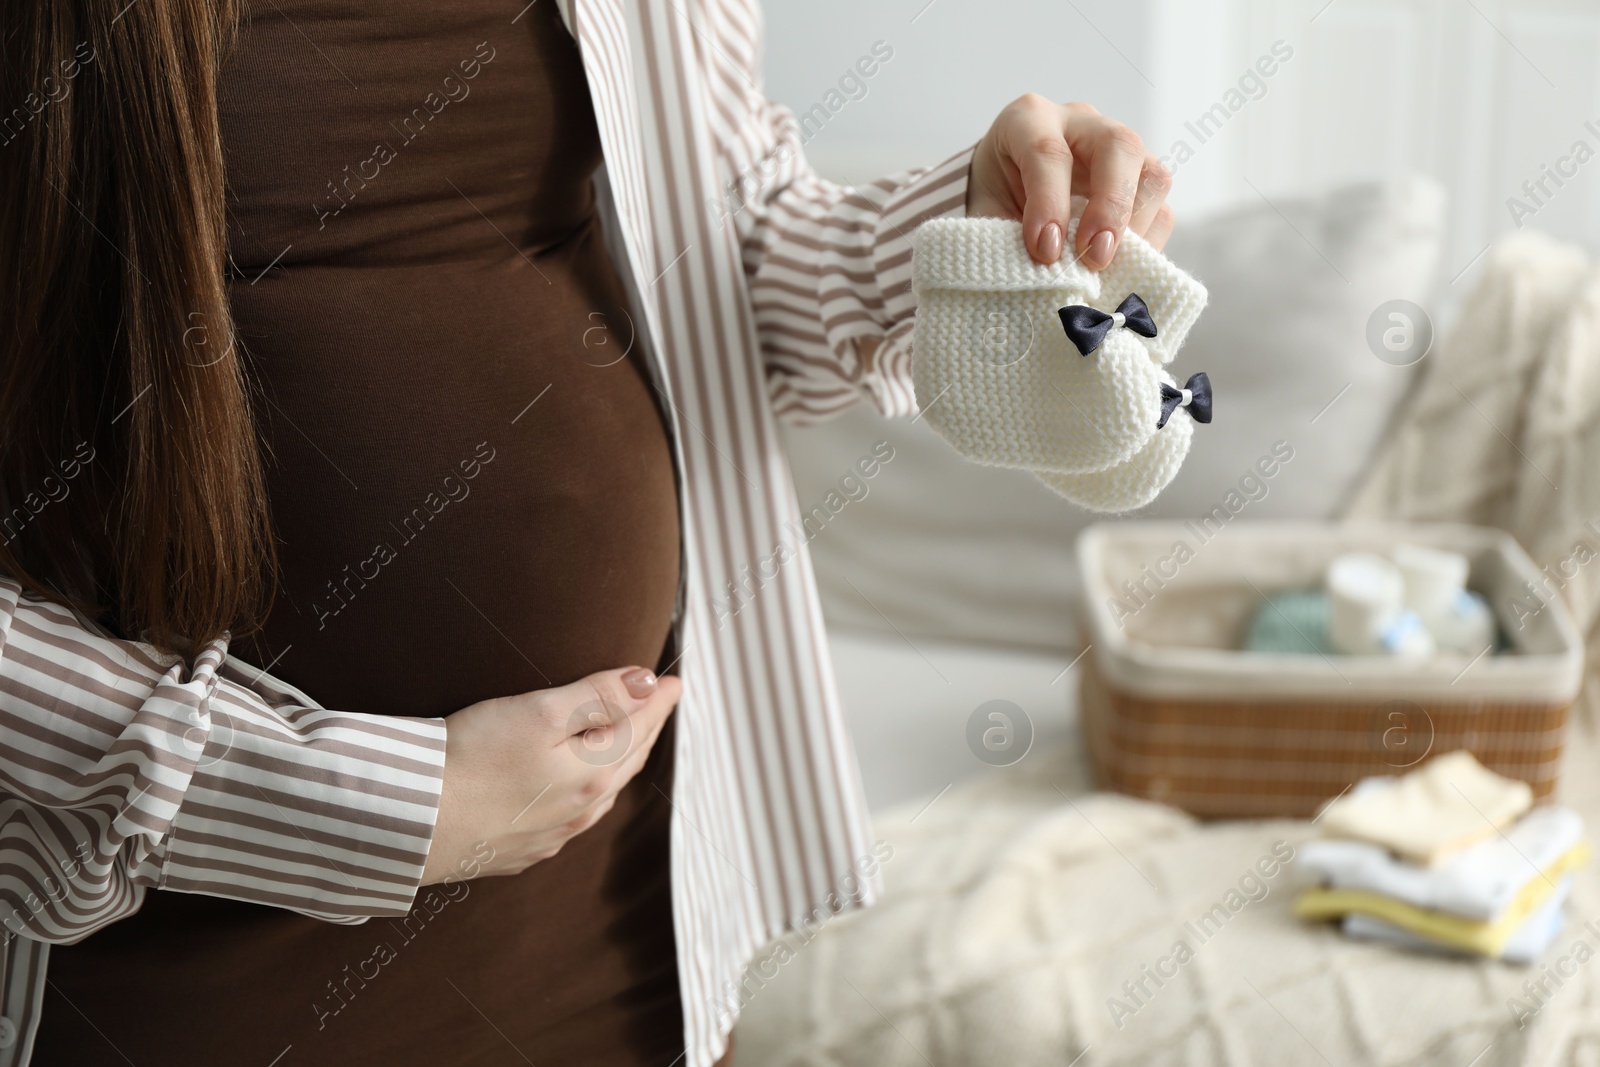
[911,215,1208,512]
[1035,384,1193,511]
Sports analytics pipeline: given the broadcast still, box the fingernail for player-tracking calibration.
[622,668,657,698]
[1037,221,1063,263]
[1087,229,1115,268]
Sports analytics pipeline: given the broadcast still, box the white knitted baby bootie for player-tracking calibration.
[1082,214,1208,365]
[911,211,1208,510]
[1036,369,1202,512]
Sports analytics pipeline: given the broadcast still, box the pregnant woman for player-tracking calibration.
[0,1,1174,1064]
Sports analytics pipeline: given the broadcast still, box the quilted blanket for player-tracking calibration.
[734,738,1600,1066]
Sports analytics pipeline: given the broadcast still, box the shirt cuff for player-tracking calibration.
[153,663,448,922]
[865,143,975,418]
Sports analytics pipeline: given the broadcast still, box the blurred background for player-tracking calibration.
[735,5,1600,1061]
[755,0,1600,812]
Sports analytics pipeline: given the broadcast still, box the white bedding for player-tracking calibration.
[734,701,1600,1066]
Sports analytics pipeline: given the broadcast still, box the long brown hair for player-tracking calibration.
[0,0,275,656]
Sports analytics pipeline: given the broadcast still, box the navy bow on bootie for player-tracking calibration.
[1158,372,1212,429]
[1057,293,1158,356]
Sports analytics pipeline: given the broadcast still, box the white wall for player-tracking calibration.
[760,0,1156,192]
[763,0,1600,281]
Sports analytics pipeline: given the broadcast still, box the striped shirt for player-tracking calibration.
[0,1,971,1063]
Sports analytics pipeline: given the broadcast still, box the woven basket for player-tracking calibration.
[1077,521,1583,819]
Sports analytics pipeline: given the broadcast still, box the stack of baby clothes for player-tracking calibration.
[1296,751,1589,963]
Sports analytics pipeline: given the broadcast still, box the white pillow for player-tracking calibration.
[782,176,1447,651]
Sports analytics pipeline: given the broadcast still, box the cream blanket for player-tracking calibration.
[736,742,1600,1066]
[734,233,1600,1066]
[1347,232,1600,725]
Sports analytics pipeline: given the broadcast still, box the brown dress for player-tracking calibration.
[36,1,687,1064]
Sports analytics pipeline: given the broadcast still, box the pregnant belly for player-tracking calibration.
[34,224,687,1067]
[231,221,679,718]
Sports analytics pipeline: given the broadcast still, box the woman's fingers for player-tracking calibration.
[1001,95,1074,265]
[1128,154,1172,240]
[611,674,679,759]
[514,667,678,820]
[551,691,672,847]
[1143,202,1176,252]
[968,97,1176,268]
[1067,108,1148,269]
[430,665,682,883]
[558,673,678,808]
[610,703,672,787]
[541,667,678,746]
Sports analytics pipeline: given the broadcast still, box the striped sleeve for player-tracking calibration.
[696,0,973,424]
[0,576,446,948]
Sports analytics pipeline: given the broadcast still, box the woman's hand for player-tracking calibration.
[420,666,681,884]
[967,95,1175,268]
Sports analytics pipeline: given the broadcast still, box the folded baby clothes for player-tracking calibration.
[911,210,1208,513]
[1341,877,1570,965]
[1295,824,1589,957]
[1299,757,1585,960]
[1295,854,1583,958]
[1315,750,1534,865]
[1299,804,1586,920]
